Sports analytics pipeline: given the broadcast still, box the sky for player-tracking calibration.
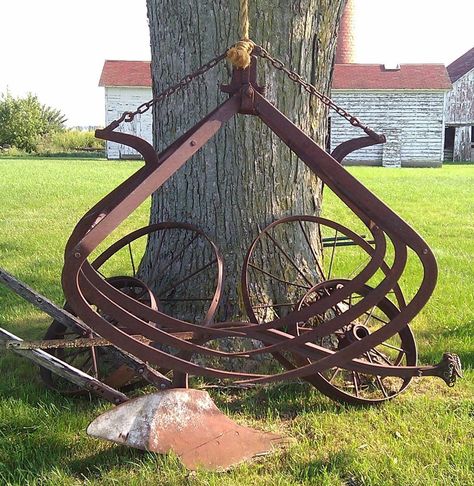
[0,0,472,127]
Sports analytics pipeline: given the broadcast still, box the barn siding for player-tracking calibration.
[104,87,153,159]
[330,90,447,167]
[444,69,473,162]
[445,68,474,125]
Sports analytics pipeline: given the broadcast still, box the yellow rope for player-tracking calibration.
[227,0,254,69]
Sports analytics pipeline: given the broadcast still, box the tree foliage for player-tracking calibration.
[0,92,67,152]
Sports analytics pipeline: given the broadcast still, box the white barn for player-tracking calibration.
[99,60,452,167]
[330,64,452,167]
[99,60,153,159]
[444,47,474,162]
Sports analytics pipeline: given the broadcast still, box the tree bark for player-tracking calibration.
[143,0,346,323]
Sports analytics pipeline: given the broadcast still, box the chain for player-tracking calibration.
[254,45,383,141]
[106,51,228,130]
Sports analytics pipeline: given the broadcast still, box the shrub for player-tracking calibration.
[35,130,105,155]
[0,92,67,152]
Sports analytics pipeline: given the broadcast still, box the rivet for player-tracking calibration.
[74,252,81,259]
[190,140,197,146]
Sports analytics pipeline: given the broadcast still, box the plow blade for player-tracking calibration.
[87,388,285,470]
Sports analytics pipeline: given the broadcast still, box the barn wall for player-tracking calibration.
[445,68,474,125]
[330,90,447,167]
[104,87,153,159]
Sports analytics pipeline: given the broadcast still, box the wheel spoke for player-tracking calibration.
[365,352,389,398]
[328,367,341,383]
[371,348,395,366]
[158,259,217,297]
[298,220,326,279]
[327,230,338,280]
[154,233,200,280]
[128,243,136,278]
[352,371,360,396]
[249,263,311,290]
[380,341,406,354]
[264,231,315,287]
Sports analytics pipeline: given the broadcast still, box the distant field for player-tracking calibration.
[0,158,472,485]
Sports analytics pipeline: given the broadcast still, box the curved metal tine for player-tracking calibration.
[263,231,315,288]
[331,136,385,164]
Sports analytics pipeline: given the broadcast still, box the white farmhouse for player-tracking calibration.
[99,60,153,159]
[444,47,474,162]
[330,64,452,167]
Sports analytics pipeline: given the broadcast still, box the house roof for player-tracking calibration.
[99,60,152,87]
[332,64,451,90]
[446,47,474,83]
[98,60,452,91]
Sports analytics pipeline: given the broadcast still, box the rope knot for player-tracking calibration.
[227,40,254,69]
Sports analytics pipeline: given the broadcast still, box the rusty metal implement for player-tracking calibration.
[0,44,462,471]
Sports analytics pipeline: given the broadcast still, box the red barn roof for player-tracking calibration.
[98,60,451,91]
[332,64,451,90]
[99,60,151,87]
[447,47,474,83]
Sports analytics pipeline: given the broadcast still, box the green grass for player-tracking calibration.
[0,159,473,485]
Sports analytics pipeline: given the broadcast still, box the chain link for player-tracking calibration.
[254,45,383,141]
[107,44,382,142]
[106,51,228,130]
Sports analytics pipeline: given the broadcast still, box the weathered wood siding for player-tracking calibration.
[104,87,153,159]
[445,68,474,125]
[330,90,447,167]
[444,69,473,161]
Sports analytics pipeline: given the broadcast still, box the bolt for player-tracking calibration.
[74,252,81,259]
[138,368,144,374]
[422,249,428,255]
[190,140,197,147]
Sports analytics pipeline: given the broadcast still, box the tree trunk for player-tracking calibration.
[142,0,346,324]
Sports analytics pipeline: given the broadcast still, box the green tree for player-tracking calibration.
[0,92,67,152]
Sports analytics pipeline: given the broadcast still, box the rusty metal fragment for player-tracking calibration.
[87,389,284,470]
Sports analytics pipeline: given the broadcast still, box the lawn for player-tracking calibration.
[0,158,473,485]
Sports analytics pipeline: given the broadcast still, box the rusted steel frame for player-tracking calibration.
[230,91,438,384]
[90,222,224,325]
[0,326,128,404]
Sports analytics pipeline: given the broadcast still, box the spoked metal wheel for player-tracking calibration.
[242,215,394,325]
[242,215,414,405]
[295,279,417,405]
[39,276,158,395]
[94,222,223,324]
